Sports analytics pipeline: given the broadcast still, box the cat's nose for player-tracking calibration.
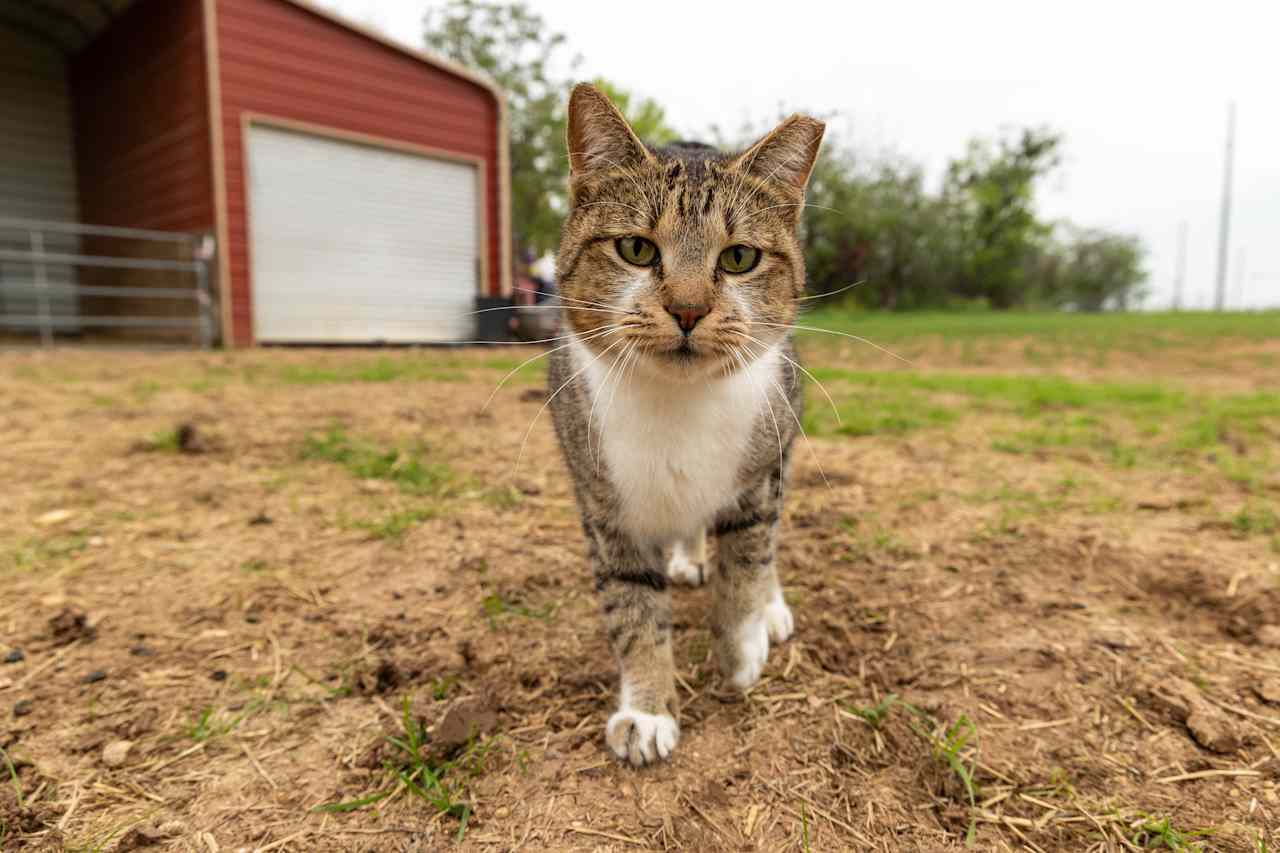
[665,303,710,334]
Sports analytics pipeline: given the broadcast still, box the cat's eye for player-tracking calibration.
[718,245,761,274]
[615,236,659,267]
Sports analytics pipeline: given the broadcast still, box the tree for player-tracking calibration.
[944,129,1062,308]
[1041,226,1148,312]
[424,2,677,255]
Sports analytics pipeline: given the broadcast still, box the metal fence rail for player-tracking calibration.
[0,217,217,348]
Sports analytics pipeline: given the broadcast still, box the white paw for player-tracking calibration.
[667,548,706,586]
[764,593,794,643]
[606,708,679,767]
[730,615,770,690]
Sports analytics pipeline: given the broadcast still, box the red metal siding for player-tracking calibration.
[214,0,502,344]
[70,0,214,233]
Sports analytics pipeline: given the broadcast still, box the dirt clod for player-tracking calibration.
[82,669,107,684]
[3,649,23,664]
[1255,679,1280,706]
[434,701,499,752]
[48,606,95,645]
[13,699,33,717]
[1186,709,1240,754]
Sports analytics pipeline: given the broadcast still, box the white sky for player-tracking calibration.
[323,0,1279,309]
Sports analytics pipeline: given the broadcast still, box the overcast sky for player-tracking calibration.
[322,0,1279,310]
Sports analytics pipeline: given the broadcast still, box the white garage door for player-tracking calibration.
[247,124,479,343]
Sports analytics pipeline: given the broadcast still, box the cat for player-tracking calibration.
[547,83,824,766]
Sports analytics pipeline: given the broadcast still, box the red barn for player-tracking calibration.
[0,0,510,346]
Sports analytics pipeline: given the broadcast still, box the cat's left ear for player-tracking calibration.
[566,83,653,177]
[733,114,826,192]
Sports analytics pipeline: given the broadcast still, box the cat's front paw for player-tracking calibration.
[666,548,707,586]
[606,708,679,767]
[723,592,793,691]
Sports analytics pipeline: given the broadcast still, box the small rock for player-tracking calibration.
[130,644,155,657]
[175,423,207,454]
[102,739,134,768]
[3,649,24,664]
[13,699,33,717]
[434,702,499,751]
[494,806,510,819]
[36,508,75,526]
[1257,625,1280,649]
[82,670,108,685]
[248,512,273,526]
[88,536,106,547]
[1186,709,1239,754]
[514,479,542,496]
[211,670,227,682]
[244,612,261,624]
[1254,678,1280,706]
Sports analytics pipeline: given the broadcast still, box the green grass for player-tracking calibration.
[276,357,468,385]
[1129,815,1212,850]
[314,696,487,842]
[1228,503,1279,537]
[10,533,88,571]
[840,693,898,728]
[352,508,437,540]
[302,427,453,496]
[482,593,555,630]
[801,308,1280,348]
[188,706,245,742]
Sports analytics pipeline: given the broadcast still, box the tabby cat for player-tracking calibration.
[547,83,824,766]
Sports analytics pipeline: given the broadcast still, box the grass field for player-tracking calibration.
[1,311,1279,851]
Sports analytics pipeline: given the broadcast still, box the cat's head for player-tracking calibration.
[557,83,824,382]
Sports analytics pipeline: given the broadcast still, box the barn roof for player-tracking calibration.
[0,0,134,54]
[280,0,505,105]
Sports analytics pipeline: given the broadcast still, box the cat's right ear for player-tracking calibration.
[567,83,651,177]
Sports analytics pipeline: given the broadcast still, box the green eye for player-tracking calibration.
[718,245,760,274]
[616,236,659,267]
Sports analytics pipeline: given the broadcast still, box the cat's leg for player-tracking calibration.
[588,520,679,766]
[710,471,793,691]
[665,529,709,586]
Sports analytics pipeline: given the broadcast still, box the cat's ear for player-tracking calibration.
[733,114,826,192]
[567,83,652,176]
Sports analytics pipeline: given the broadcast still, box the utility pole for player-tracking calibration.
[1213,102,1236,311]
[1233,247,1247,309]
[1173,221,1188,310]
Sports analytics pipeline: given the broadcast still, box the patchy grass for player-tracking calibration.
[302,426,453,497]
[481,593,555,630]
[352,508,438,540]
[315,697,485,841]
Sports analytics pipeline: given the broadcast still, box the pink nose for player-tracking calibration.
[666,303,710,334]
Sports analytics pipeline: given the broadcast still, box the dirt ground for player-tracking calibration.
[2,329,1279,852]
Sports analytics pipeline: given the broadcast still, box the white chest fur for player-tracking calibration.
[572,337,779,544]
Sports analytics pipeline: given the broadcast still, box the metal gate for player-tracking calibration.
[0,218,218,348]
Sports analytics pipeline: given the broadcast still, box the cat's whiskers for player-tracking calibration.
[587,339,636,469]
[533,290,634,313]
[481,323,625,413]
[750,320,913,365]
[730,345,784,470]
[573,200,648,218]
[595,340,643,477]
[512,336,626,480]
[739,201,847,224]
[795,279,867,303]
[735,336,833,492]
[724,328,842,426]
